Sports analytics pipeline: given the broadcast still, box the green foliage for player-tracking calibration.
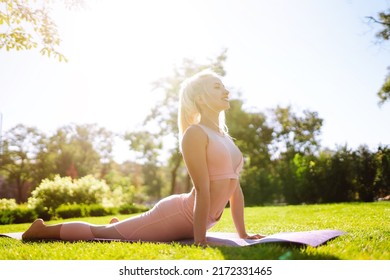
[88,204,116,217]
[228,103,324,205]
[0,123,116,203]
[70,175,110,206]
[227,99,274,205]
[378,70,390,106]
[33,204,52,221]
[118,203,149,215]
[11,205,37,223]
[28,175,75,214]
[375,146,390,196]
[55,203,88,219]
[0,124,47,203]
[55,203,116,219]
[0,198,17,210]
[270,105,323,155]
[240,165,277,206]
[368,8,390,104]
[373,9,390,41]
[318,149,353,202]
[273,145,390,204]
[46,124,112,179]
[0,0,84,61]
[53,202,146,219]
[55,203,117,219]
[27,175,115,215]
[103,169,146,205]
[0,209,13,224]
[0,203,37,224]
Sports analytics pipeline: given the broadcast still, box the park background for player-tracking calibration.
[1,0,390,220]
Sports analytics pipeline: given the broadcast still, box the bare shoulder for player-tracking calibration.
[182,125,207,148]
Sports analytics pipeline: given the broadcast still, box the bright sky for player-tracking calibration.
[1,0,390,162]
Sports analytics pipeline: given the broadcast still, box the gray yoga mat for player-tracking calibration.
[0,229,345,247]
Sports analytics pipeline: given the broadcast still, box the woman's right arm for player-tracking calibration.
[181,126,210,245]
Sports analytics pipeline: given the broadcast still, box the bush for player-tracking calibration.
[0,209,14,225]
[71,175,111,205]
[28,175,75,215]
[34,204,52,220]
[0,204,38,225]
[119,203,149,215]
[56,204,88,219]
[12,206,38,223]
[88,204,116,217]
[28,175,113,215]
[0,198,18,210]
[55,203,117,219]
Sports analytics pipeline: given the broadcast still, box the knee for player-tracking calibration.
[91,225,125,240]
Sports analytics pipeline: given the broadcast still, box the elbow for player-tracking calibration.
[195,188,210,205]
[195,185,210,200]
[194,184,210,208]
[193,180,210,196]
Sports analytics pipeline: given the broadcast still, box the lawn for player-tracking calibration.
[0,202,388,260]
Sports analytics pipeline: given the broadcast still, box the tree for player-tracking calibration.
[377,70,390,106]
[354,145,379,202]
[375,145,390,198]
[270,105,323,157]
[320,146,355,203]
[226,99,275,205]
[46,123,113,179]
[0,124,46,202]
[0,0,83,61]
[367,9,390,105]
[269,106,324,204]
[125,130,165,200]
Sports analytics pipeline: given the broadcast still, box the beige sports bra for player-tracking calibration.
[195,124,243,181]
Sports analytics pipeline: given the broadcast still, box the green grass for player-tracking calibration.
[0,202,389,260]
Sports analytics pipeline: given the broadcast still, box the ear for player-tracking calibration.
[195,95,205,106]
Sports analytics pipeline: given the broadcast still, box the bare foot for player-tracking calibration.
[22,219,46,240]
[109,217,119,224]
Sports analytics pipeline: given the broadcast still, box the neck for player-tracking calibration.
[200,113,221,133]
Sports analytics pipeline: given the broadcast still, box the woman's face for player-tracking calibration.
[199,76,230,112]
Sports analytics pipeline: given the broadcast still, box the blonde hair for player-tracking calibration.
[178,69,228,145]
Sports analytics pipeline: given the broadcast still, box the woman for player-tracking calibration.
[22,70,263,245]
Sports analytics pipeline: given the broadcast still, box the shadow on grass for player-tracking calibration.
[213,243,340,260]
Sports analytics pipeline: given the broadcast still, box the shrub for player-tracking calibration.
[0,199,38,224]
[12,206,38,223]
[28,175,113,215]
[0,198,18,210]
[72,175,111,206]
[56,204,88,219]
[87,204,116,217]
[0,209,14,225]
[0,204,38,225]
[119,203,149,215]
[28,175,75,215]
[34,204,52,220]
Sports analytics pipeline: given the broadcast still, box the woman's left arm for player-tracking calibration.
[229,182,264,239]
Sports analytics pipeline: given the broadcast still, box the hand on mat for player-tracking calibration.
[241,233,266,240]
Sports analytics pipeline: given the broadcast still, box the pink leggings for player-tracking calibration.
[114,192,195,241]
[60,192,198,242]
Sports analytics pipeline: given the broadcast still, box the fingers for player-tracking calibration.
[246,234,266,239]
